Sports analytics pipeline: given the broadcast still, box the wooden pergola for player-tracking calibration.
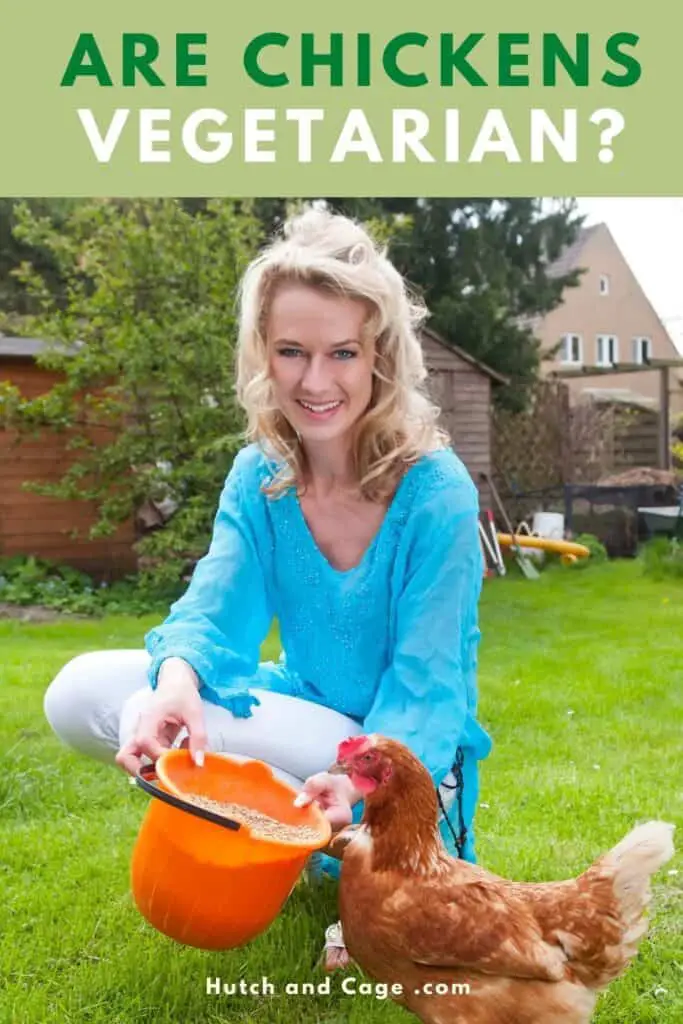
[549,358,683,470]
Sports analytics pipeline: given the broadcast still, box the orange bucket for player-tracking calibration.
[131,750,331,950]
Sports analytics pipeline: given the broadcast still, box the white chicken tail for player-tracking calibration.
[601,821,675,951]
[607,821,674,899]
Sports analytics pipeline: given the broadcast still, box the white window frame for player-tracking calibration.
[596,334,619,366]
[633,336,652,364]
[599,275,610,296]
[560,333,583,365]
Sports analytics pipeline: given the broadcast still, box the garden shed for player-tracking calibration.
[1,331,503,579]
[0,337,137,579]
[421,327,507,501]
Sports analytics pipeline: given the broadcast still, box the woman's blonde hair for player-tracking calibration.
[236,206,448,501]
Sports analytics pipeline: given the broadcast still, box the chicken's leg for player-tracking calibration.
[322,920,353,972]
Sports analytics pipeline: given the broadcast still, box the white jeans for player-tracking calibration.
[43,650,361,790]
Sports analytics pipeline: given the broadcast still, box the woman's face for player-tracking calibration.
[266,282,375,446]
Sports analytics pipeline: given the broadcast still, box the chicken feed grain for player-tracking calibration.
[184,793,322,843]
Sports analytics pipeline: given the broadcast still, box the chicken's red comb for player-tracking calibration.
[337,735,370,759]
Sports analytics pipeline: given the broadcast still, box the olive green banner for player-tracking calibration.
[0,0,680,195]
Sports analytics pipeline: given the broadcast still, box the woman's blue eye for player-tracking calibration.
[276,347,357,360]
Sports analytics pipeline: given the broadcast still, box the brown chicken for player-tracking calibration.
[327,734,675,1024]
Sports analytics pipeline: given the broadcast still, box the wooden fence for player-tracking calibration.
[492,380,661,505]
[1,361,137,578]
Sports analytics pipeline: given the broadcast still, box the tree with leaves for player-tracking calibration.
[0,198,84,322]
[0,199,262,585]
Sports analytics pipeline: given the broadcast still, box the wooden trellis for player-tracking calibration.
[491,380,658,506]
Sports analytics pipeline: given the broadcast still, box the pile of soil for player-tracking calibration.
[598,467,679,487]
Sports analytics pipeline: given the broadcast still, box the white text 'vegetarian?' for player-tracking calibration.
[76,107,626,166]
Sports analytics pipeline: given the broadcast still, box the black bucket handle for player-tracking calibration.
[135,763,241,832]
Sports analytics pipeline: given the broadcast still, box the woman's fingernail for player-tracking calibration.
[193,750,205,768]
[294,793,310,807]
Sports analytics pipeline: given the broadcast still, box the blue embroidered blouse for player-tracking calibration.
[144,443,492,792]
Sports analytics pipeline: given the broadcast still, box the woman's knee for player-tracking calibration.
[44,651,143,763]
[45,652,96,729]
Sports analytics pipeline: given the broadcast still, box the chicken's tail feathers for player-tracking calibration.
[598,820,674,945]
[569,821,676,989]
[552,819,675,987]
[607,820,675,884]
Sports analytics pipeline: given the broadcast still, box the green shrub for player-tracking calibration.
[0,555,181,616]
[639,536,683,581]
[567,532,608,569]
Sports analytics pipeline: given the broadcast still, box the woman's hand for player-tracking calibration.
[294,771,361,830]
[115,658,208,777]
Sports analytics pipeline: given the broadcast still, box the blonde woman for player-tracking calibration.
[44,208,492,958]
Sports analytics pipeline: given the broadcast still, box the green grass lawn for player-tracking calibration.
[1,561,681,1023]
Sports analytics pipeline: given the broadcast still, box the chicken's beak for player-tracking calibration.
[329,760,350,776]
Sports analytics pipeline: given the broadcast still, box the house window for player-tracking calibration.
[599,275,610,295]
[633,336,652,364]
[560,334,582,364]
[596,334,619,366]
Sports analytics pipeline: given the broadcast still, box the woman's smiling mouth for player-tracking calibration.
[296,399,344,420]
